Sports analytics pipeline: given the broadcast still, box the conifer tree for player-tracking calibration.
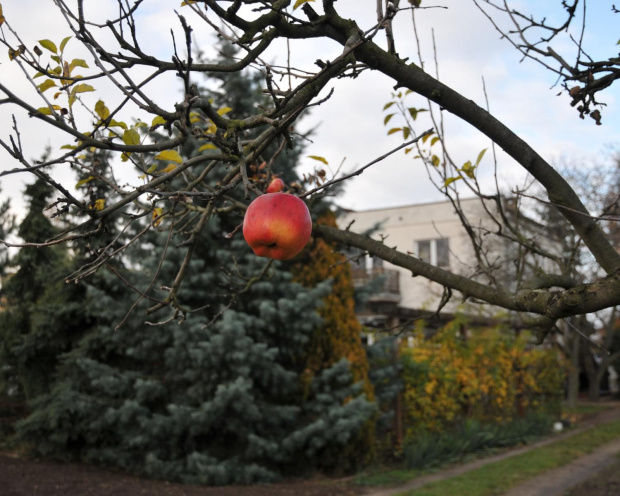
[16,45,376,483]
[0,179,89,401]
[0,187,13,278]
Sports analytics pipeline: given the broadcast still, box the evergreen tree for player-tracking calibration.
[0,187,13,278]
[0,179,89,401]
[16,44,376,483]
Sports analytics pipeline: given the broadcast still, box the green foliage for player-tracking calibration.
[0,178,90,402]
[402,414,553,470]
[14,47,376,484]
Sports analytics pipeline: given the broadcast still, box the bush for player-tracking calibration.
[402,413,553,469]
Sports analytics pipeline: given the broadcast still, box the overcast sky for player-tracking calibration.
[1,1,618,219]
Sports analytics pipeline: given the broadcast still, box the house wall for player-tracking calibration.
[341,198,490,314]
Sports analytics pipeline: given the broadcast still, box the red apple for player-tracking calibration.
[266,177,285,193]
[243,193,312,260]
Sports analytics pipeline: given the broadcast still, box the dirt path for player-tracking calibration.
[360,402,620,496]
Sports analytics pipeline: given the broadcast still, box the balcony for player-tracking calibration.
[350,267,401,304]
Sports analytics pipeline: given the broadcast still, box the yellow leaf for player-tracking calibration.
[154,150,183,163]
[75,176,95,189]
[121,152,132,162]
[443,175,462,188]
[69,58,89,71]
[293,0,314,10]
[60,144,77,150]
[95,100,110,120]
[146,164,158,174]
[198,143,217,152]
[59,36,72,53]
[152,207,164,227]
[38,79,57,93]
[38,39,58,54]
[108,119,127,130]
[216,106,232,116]
[151,115,166,127]
[308,155,328,165]
[91,199,105,210]
[72,83,95,94]
[387,127,402,135]
[8,46,24,61]
[36,105,62,115]
[122,128,140,146]
[159,164,177,174]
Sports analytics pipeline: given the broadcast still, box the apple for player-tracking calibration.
[243,193,312,260]
[266,177,285,193]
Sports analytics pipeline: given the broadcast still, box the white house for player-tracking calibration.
[339,197,557,329]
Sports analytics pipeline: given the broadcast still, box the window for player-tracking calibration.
[415,238,450,268]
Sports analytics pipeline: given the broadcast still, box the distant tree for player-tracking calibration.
[0,178,89,401]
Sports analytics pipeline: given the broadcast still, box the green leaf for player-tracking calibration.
[430,136,440,146]
[95,100,110,120]
[293,0,315,9]
[75,176,95,189]
[51,55,61,64]
[146,164,158,174]
[33,71,44,79]
[154,150,183,164]
[121,152,132,162]
[0,5,5,26]
[308,155,328,165]
[39,39,58,54]
[431,154,440,167]
[387,127,402,135]
[443,175,463,188]
[122,128,140,146]
[422,132,433,144]
[383,101,396,111]
[38,79,57,93]
[384,113,395,125]
[403,127,411,139]
[60,144,77,150]
[59,36,72,53]
[475,148,487,166]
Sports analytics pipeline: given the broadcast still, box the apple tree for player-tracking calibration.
[0,0,618,333]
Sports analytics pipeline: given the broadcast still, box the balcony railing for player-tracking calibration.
[351,267,400,303]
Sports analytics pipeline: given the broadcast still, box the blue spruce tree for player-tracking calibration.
[16,43,375,483]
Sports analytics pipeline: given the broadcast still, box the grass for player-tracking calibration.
[562,403,611,418]
[395,418,620,495]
